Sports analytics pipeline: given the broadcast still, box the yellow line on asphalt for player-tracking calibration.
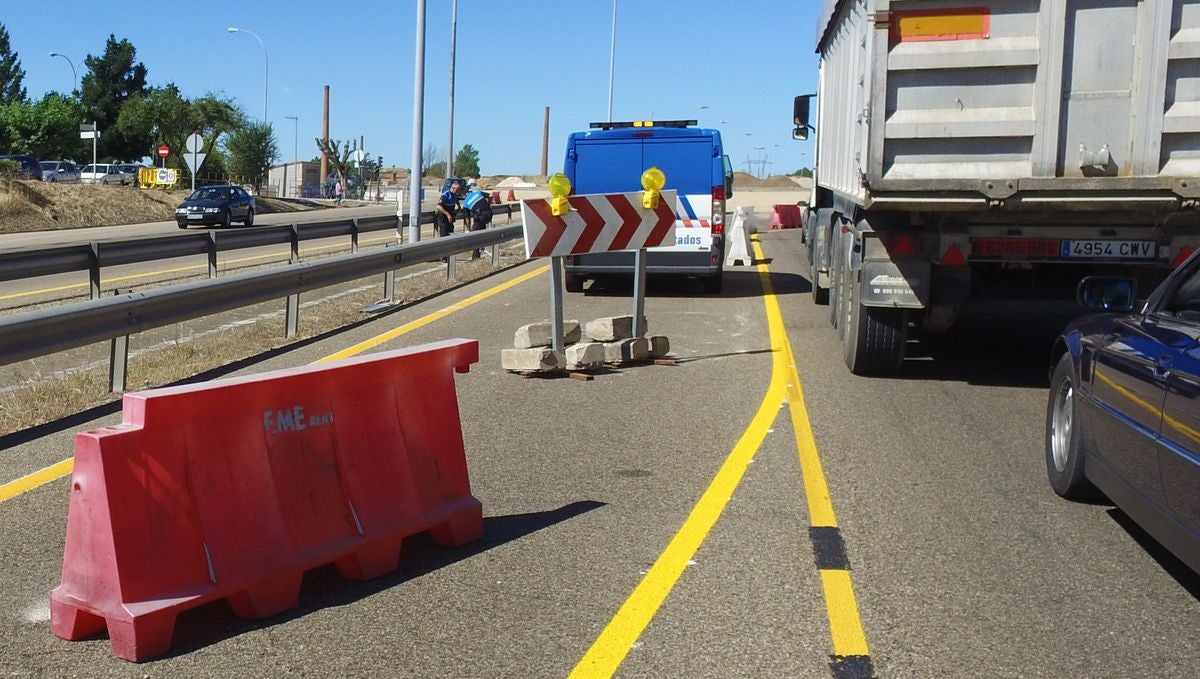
[0,262,547,503]
[0,458,74,503]
[0,234,399,302]
[570,236,870,676]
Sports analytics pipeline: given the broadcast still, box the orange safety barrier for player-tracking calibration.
[506,189,517,202]
[769,204,804,230]
[50,339,483,662]
[491,190,501,204]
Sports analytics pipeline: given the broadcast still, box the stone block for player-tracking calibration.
[648,336,671,358]
[586,315,647,342]
[564,342,606,370]
[501,347,562,372]
[604,337,650,364]
[514,320,581,349]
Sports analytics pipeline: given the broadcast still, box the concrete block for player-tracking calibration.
[648,335,671,358]
[586,315,647,342]
[514,320,581,349]
[565,342,606,370]
[501,347,562,372]
[604,337,650,364]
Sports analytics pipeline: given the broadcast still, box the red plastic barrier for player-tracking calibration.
[50,339,482,662]
[506,189,517,202]
[491,190,501,204]
[769,204,804,230]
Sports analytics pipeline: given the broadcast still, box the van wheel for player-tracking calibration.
[565,274,584,293]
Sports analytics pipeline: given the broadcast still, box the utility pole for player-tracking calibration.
[447,0,458,180]
[321,86,330,190]
[541,106,550,176]
[408,0,427,243]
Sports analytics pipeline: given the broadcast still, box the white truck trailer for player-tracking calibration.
[799,0,1200,374]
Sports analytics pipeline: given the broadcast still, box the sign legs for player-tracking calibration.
[632,248,647,337]
[550,256,566,352]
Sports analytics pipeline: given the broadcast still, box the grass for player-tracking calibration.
[0,248,522,437]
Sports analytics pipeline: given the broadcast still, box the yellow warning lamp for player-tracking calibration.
[548,172,572,217]
[641,167,666,209]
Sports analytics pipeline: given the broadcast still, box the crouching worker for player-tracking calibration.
[464,185,493,259]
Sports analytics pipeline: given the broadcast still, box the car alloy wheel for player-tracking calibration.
[1050,376,1073,473]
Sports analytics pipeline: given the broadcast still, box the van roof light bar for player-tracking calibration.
[589,119,698,130]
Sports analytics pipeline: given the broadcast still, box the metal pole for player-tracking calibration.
[409,0,427,243]
[228,28,268,122]
[448,0,457,180]
[607,0,617,122]
[550,257,566,353]
[633,248,647,337]
[49,52,77,93]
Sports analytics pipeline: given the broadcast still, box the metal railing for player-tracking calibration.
[0,208,526,390]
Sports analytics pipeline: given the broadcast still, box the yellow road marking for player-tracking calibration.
[0,458,74,503]
[0,262,547,503]
[0,233,399,302]
[570,236,869,676]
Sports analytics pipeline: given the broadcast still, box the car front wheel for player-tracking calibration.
[1045,352,1096,500]
[220,209,232,228]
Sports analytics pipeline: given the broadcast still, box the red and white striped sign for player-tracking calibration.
[520,190,678,258]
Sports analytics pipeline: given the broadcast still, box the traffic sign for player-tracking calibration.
[157,145,170,159]
[185,133,204,153]
[183,152,206,175]
[354,149,366,163]
[519,190,678,258]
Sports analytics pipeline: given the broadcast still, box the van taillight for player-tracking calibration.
[711,187,725,236]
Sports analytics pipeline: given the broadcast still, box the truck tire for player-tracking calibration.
[565,274,585,293]
[842,294,908,375]
[810,256,828,305]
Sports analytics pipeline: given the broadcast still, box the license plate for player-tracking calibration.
[1061,239,1156,259]
[187,213,203,220]
[971,238,1061,258]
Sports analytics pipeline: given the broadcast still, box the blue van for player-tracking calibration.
[562,120,734,293]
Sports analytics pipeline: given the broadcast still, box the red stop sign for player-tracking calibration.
[157,144,170,158]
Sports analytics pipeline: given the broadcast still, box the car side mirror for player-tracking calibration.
[1077,276,1136,313]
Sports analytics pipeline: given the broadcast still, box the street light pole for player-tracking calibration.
[607,0,618,122]
[48,52,77,93]
[284,115,298,198]
[227,27,268,122]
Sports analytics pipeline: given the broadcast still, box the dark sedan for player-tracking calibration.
[1047,264,1200,573]
[175,185,255,228]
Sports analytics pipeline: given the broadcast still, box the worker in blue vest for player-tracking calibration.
[436,181,464,238]
[463,182,493,258]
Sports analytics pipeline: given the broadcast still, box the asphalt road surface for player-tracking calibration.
[1,229,1197,677]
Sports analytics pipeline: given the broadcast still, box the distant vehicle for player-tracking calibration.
[0,154,43,180]
[79,163,126,185]
[561,119,732,294]
[175,185,256,228]
[1047,265,1200,574]
[40,160,80,183]
[115,163,143,185]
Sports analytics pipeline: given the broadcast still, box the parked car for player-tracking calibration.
[79,163,126,185]
[175,185,256,228]
[116,163,144,185]
[1046,263,1200,573]
[40,160,80,183]
[0,154,43,180]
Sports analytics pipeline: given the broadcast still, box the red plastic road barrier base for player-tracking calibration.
[506,189,517,202]
[491,190,501,204]
[50,339,482,662]
[769,204,804,229]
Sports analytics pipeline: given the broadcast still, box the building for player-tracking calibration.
[266,161,321,198]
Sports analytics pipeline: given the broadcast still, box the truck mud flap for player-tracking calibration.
[860,259,929,308]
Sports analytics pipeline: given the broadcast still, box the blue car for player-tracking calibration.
[1047,265,1200,573]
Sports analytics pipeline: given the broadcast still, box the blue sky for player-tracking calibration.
[5,1,820,176]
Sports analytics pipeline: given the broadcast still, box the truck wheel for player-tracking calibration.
[1045,352,1097,500]
[564,274,585,293]
[828,248,841,330]
[842,294,908,375]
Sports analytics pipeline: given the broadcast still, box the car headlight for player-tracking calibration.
[203,207,220,213]
[175,208,188,214]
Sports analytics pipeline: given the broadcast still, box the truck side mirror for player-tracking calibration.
[793,95,814,140]
[793,126,809,141]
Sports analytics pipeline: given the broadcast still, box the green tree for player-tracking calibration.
[0,94,86,158]
[0,23,26,104]
[454,144,480,178]
[791,167,813,178]
[117,85,243,168]
[80,35,148,161]
[226,121,278,192]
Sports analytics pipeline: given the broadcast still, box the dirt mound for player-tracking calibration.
[0,180,320,234]
[732,173,808,190]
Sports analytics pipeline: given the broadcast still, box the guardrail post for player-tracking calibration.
[285,224,301,338]
[448,250,456,280]
[89,242,101,300]
[492,227,500,268]
[351,218,360,253]
[108,289,129,393]
[207,232,219,278]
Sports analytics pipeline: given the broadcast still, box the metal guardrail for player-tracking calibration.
[0,225,524,384]
[0,204,519,287]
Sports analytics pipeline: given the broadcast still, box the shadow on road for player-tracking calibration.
[1108,507,1200,600]
[155,501,607,658]
[581,269,810,299]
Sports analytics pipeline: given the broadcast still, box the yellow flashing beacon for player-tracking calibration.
[548,172,572,217]
[641,167,666,209]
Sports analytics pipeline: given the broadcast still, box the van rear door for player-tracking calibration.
[643,137,715,254]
